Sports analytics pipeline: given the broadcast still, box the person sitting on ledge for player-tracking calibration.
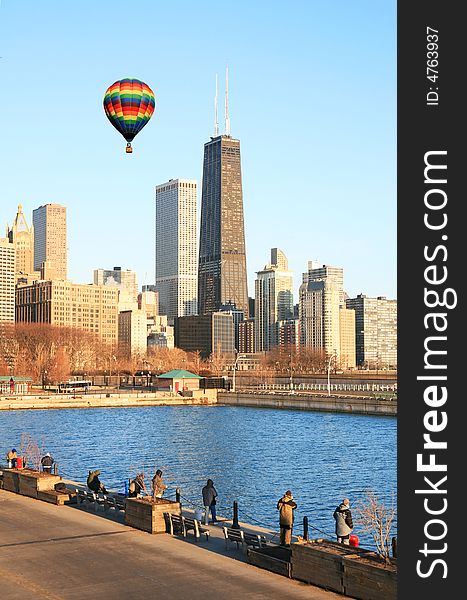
[41,452,54,474]
[87,469,107,494]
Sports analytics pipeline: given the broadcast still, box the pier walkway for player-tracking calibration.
[0,489,344,600]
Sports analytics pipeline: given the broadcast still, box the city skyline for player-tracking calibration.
[0,1,396,301]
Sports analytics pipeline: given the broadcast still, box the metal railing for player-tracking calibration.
[254,382,397,393]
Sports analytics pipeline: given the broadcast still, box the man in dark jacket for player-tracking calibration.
[41,453,54,474]
[277,490,297,546]
[202,479,218,524]
[87,469,107,494]
[333,498,354,544]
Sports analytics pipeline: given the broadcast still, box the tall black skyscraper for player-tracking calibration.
[198,71,249,318]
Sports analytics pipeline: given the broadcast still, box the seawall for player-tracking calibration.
[0,389,396,416]
[218,391,397,416]
[0,390,217,411]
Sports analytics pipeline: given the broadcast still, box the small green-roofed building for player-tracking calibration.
[156,369,202,392]
[0,376,33,394]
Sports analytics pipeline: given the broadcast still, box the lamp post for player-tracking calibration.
[289,353,293,392]
[42,370,47,390]
[327,353,336,397]
[232,353,247,392]
[112,355,119,390]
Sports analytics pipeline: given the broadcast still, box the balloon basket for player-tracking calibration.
[126,143,133,154]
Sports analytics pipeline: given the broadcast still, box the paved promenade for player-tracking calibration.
[0,489,344,600]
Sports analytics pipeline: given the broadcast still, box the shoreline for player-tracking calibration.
[0,389,396,416]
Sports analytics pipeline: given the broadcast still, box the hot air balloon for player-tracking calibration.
[103,78,156,153]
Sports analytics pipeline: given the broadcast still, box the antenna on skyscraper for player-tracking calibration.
[214,74,219,137]
[225,65,231,136]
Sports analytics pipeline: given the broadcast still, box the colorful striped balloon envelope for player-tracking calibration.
[103,78,156,153]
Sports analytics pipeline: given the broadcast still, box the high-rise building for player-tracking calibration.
[277,319,300,348]
[219,301,244,351]
[255,248,294,352]
[174,312,235,358]
[6,205,35,276]
[118,310,148,358]
[346,294,397,369]
[198,82,249,318]
[138,290,159,318]
[15,280,119,344]
[299,262,346,365]
[147,315,174,349]
[238,318,255,354]
[155,178,198,323]
[33,204,67,279]
[94,266,138,311]
[339,306,356,369]
[0,238,16,323]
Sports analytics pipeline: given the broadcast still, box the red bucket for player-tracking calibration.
[16,456,23,469]
[349,535,359,547]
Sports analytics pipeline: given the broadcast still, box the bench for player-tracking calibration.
[75,489,105,511]
[165,513,209,542]
[223,527,267,551]
[165,512,184,535]
[103,494,126,512]
[243,531,267,549]
[182,517,210,542]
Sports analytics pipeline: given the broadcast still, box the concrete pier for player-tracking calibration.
[0,489,344,599]
[0,388,396,415]
[219,391,397,416]
[0,390,217,411]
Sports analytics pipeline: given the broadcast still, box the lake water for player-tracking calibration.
[0,405,396,548]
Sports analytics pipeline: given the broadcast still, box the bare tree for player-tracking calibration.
[0,324,19,375]
[18,433,44,472]
[355,490,396,563]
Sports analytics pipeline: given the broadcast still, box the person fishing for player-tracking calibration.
[333,497,354,545]
[277,490,297,546]
[202,479,218,525]
[128,473,146,498]
[6,448,17,468]
[87,469,107,494]
[41,452,54,474]
[151,469,167,500]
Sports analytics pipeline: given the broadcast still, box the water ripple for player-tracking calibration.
[0,405,396,548]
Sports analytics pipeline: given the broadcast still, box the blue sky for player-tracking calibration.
[0,0,396,301]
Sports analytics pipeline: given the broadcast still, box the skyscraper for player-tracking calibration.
[299,262,348,365]
[6,204,35,276]
[255,248,294,352]
[346,294,397,369]
[155,178,198,323]
[33,203,67,279]
[94,266,138,310]
[198,71,249,318]
[0,238,16,323]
